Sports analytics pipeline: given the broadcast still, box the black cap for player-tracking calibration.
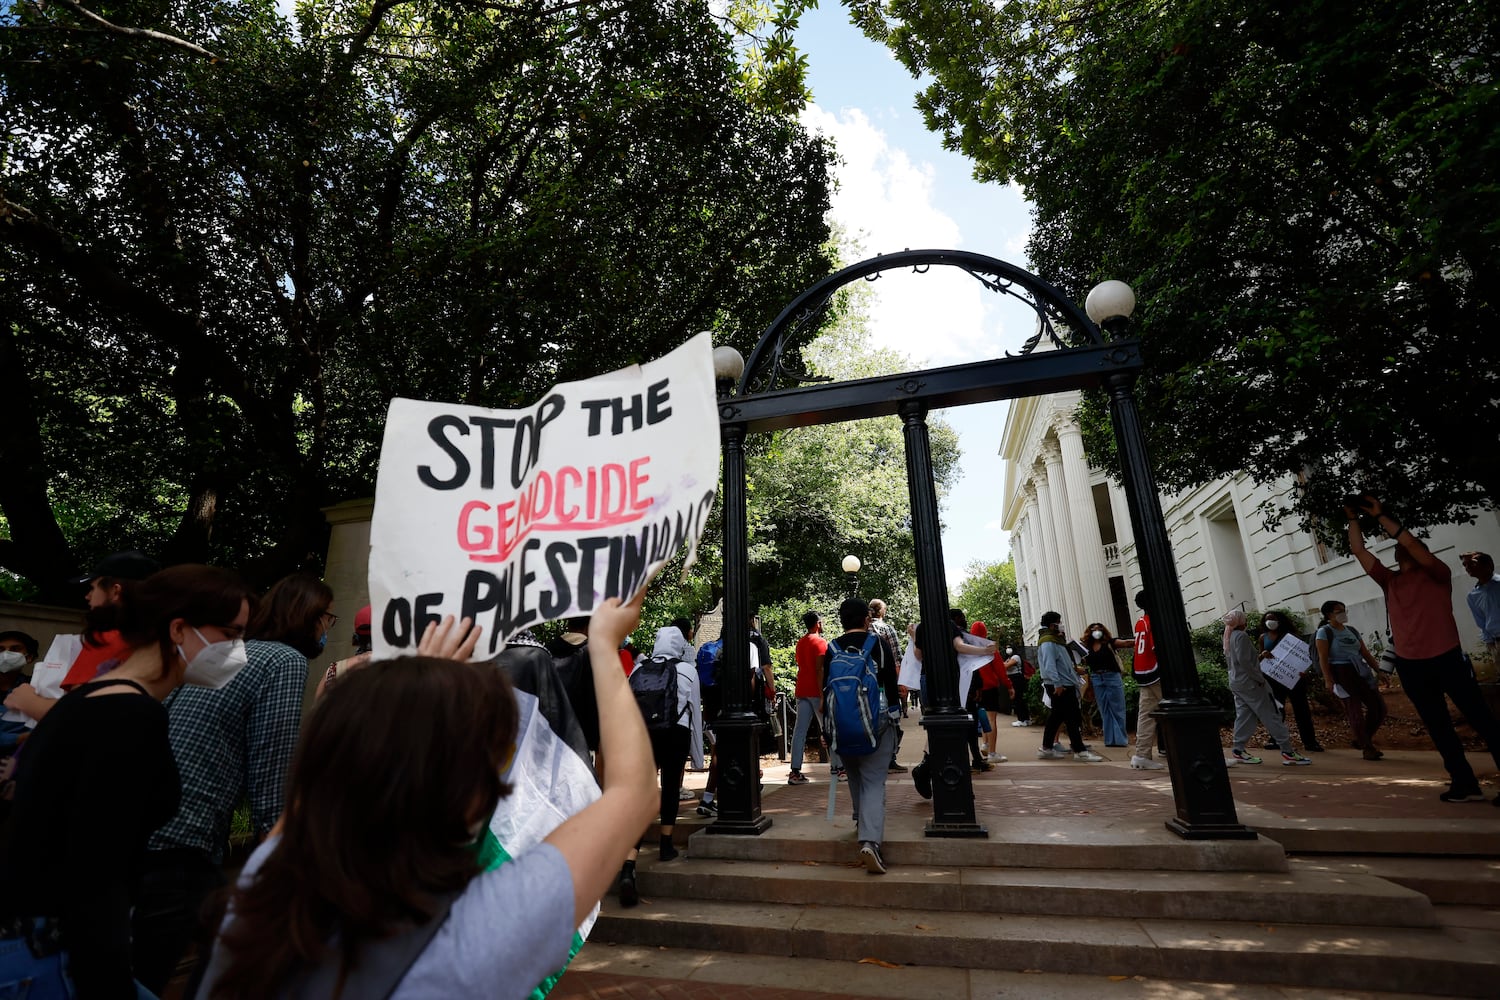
[72,550,160,585]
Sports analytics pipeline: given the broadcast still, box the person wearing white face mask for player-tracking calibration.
[0,630,39,752]
[0,564,253,1000]
[131,573,332,998]
[1314,599,1387,763]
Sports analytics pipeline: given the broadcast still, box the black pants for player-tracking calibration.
[648,725,690,828]
[131,847,226,997]
[1267,674,1318,746]
[1395,647,1500,788]
[1042,686,1085,752]
[1008,673,1029,722]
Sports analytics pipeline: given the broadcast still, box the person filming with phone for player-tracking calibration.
[1345,493,1500,804]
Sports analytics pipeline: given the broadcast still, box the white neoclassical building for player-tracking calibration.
[1000,386,1500,657]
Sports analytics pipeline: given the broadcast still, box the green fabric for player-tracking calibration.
[477,830,585,999]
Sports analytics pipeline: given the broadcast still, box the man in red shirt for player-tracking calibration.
[788,611,831,784]
[1348,495,1500,803]
[1129,590,1166,771]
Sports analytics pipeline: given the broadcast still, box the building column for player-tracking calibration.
[1029,462,1071,627]
[1108,478,1139,594]
[1057,422,1115,627]
[1023,482,1056,627]
[1012,520,1033,638]
[1040,437,1087,631]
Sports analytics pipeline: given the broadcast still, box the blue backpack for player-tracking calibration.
[695,639,723,689]
[824,633,882,756]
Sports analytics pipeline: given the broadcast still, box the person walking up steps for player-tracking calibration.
[1224,609,1311,766]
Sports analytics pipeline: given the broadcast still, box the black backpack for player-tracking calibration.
[630,653,685,730]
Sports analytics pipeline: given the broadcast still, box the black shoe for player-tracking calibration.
[1305,742,1325,752]
[618,865,639,907]
[913,760,932,799]
[888,761,909,773]
[1440,785,1485,803]
[1263,740,1280,751]
[695,799,717,817]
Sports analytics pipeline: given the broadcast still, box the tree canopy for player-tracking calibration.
[0,0,837,600]
[950,558,1022,648]
[826,0,1499,540]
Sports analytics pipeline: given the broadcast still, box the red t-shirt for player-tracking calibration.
[794,633,828,698]
[1132,614,1160,685]
[61,631,133,691]
[1369,561,1461,659]
[618,648,635,676]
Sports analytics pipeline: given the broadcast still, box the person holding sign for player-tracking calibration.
[1257,611,1323,752]
[1224,610,1311,766]
[197,593,658,1000]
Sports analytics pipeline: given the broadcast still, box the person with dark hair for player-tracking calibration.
[315,604,374,697]
[788,611,829,785]
[1129,591,1165,770]
[131,573,332,995]
[0,629,39,751]
[3,550,160,724]
[1314,598,1387,763]
[1461,551,1500,664]
[822,598,899,874]
[1035,611,1101,762]
[971,622,1008,763]
[0,564,252,999]
[197,594,658,999]
[1080,622,1132,748]
[1347,497,1500,802]
[1258,610,1322,752]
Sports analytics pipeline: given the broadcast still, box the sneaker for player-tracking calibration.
[618,865,639,907]
[986,752,1008,763]
[1232,750,1263,765]
[787,770,809,785]
[695,799,718,817]
[1281,751,1312,766]
[835,768,848,782]
[1305,742,1326,752]
[1073,749,1103,762]
[1036,746,1068,759]
[1439,785,1486,803]
[971,760,994,773]
[1130,756,1165,770]
[1011,719,1029,727]
[678,787,697,800]
[859,843,888,875]
[1362,747,1384,761]
[1263,740,1280,751]
[888,762,909,773]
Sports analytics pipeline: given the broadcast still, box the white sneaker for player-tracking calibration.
[1036,746,1068,759]
[986,752,1008,763]
[1073,749,1104,762]
[1011,720,1028,727]
[1130,756,1165,770]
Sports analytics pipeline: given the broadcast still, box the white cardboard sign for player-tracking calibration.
[1260,636,1311,688]
[370,334,719,659]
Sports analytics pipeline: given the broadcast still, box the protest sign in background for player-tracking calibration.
[370,333,719,658]
[1260,636,1311,688]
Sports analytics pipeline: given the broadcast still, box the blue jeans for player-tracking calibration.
[0,921,159,1000]
[1091,672,1127,746]
[790,696,822,771]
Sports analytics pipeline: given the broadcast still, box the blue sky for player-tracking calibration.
[793,6,1039,585]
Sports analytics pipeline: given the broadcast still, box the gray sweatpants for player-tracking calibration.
[1231,681,1292,752]
[842,723,898,847]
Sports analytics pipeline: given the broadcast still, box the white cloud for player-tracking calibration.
[800,104,997,367]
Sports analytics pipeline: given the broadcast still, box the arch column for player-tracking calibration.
[1057,422,1114,626]
[1040,437,1087,631]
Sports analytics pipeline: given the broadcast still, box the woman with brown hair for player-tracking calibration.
[0,564,253,999]
[1080,622,1132,748]
[198,592,658,999]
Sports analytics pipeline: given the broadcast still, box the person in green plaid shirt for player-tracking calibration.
[131,573,332,996]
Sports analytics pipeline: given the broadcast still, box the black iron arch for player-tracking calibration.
[705,249,1250,843]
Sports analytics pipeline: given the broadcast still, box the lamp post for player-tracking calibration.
[841,554,861,598]
[1085,283,1252,839]
[709,343,771,834]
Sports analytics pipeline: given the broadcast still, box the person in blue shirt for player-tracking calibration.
[1461,552,1500,660]
[1034,612,1102,762]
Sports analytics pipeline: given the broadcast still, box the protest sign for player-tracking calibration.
[370,333,719,658]
[1259,636,1311,688]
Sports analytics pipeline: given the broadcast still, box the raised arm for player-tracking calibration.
[1369,498,1448,580]
[544,591,658,927]
[1345,507,1381,575]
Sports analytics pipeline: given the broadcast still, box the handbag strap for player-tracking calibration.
[289,891,462,1000]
